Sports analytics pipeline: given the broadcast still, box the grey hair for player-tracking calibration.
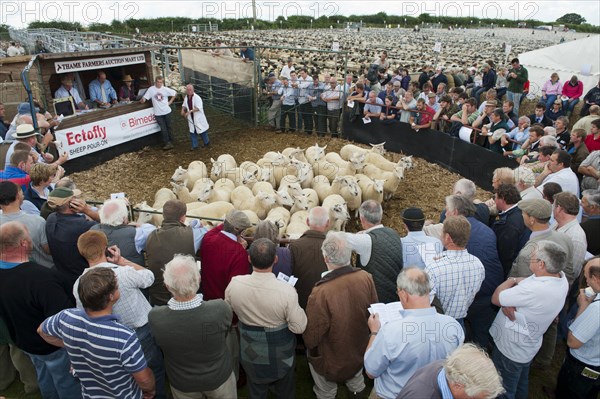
[358,200,383,224]
[583,189,600,208]
[396,267,430,296]
[254,220,280,244]
[536,240,566,274]
[518,116,530,126]
[99,199,129,226]
[163,254,200,298]
[453,179,476,200]
[308,206,329,228]
[514,166,536,187]
[321,231,352,267]
[445,194,476,217]
[445,343,505,399]
[540,135,557,147]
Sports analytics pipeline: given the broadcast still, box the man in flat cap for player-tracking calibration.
[145,199,207,306]
[400,207,443,269]
[45,187,98,290]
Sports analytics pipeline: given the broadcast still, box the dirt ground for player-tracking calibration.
[70,108,492,233]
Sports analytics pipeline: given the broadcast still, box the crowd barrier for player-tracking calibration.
[341,112,518,192]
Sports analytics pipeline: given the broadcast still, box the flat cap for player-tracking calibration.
[518,199,552,219]
[225,210,252,230]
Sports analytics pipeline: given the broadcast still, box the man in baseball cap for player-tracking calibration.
[401,207,443,269]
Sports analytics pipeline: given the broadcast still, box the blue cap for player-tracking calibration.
[17,102,40,115]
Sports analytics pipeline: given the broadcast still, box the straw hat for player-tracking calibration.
[122,75,134,82]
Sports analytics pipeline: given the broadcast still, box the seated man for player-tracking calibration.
[449,98,480,137]
[397,90,417,123]
[88,71,117,107]
[409,98,435,131]
[579,150,600,191]
[363,91,384,119]
[54,77,88,110]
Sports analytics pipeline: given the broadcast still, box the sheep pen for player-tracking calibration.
[70,109,491,235]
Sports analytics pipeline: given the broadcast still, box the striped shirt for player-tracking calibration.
[42,308,147,399]
[424,249,485,319]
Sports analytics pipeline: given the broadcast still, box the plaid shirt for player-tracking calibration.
[167,294,203,310]
[424,249,485,319]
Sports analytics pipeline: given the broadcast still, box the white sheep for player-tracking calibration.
[185,201,234,226]
[289,158,314,188]
[355,174,385,204]
[170,181,201,204]
[134,201,163,227]
[278,177,304,198]
[266,207,291,236]
[304,143,327,166]
[301,188,319,209]
[153,188,176,209]
[186,161,208,187]
[331,175,362,217]
[238,161,262,188]
[400,155,414,169]
[311,175,332,203]
[282,147,308,163]
[363,164,405,201]
[230,186,277,219]
[322,194,350,231]
[210,154,237,181]
[364,152,405,172]
[261,151,290,165]
[286,210,310,239]
[252,181,295,208]
[198,178,234,203]
[290,194,311,215]
[340,142,386,160]
[324,151,365,176]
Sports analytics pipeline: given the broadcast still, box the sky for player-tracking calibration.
[1,1,599,28]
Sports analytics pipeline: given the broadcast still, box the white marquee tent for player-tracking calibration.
[519,35,600,97]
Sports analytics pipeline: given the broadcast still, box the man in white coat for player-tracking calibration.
[181,84,209,151]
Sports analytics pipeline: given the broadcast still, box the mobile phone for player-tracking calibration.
[105,248,112,258]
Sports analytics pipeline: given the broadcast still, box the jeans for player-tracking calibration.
[155,113,173,144]
[25,348,82,399]
[472,87,488,106]
[544,94,558,110]
[496,87,508,100]
[492,347,530,399]
[190,129,209,149]
[136,323,167,399]
[507,91,523,117]
[562,98,580,114]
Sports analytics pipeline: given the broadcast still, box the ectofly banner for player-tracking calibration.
[54,108,160,159]
[54,53,146,73]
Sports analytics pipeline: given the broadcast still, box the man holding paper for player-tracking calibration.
[364,268,464,399]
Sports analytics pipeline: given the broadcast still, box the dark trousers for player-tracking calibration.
[280,104,296,132]
[155,114,173,144]
[313,105,327,136]
[556,351,600,399]
[327,109,340,135]
[465,297,497,351]
[299,102,313,133]
[473,87,488,106]
[246,364,296,399]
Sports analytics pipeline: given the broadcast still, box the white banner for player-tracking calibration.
[54,53,146,73]
[54,108,161,160]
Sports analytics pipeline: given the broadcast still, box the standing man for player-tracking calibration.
[308,75,327,136]
[280,58,295,79]
[181,84,209,151]
[342,200,403,304]
[289,207,330,310]
[265,73,283,131]
[400,207,443,269]
[297,68,314,134]
[88,71,117,107]
[506,58,528,116]
[304,232,378,398]
[74,230,166,399]
[552,192,588,278]
[278,77,297,133]
[0,222,81,398]
[556,256,600,399]
[226,239,306,398]
[140,76,176,150]
[364,268,464,399]
[149,254,236,399]
[146,200,206,306]
[321,77,342,136]
[490,240,568,399]
[424,216,485,327]
[39,267,156,399]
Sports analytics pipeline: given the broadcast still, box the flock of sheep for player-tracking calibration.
[134,142,413,238]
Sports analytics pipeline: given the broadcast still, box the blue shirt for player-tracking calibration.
[437,368,454,399]
[364,97,384,114]
[240,48,254,61]
[42,308,147,398]
[308,82,326,107]
[54,85,84,107]
[364,307,464,399]
[278,85,298,106]
[402,231,443,269]
[89,79,117,103]
[0,166,30,191]
[270,80,283,100]
[570,298,600,366]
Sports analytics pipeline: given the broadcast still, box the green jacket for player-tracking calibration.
[507,65,528,93]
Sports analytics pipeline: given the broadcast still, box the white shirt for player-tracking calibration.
[296,76,313,104]
[342,225,384,266]
[182,93,209,133]
[552,218,588,278]
[73,262,154,329]
[540,167,580,197]
[519,186,543,200]
[490,272,568,363]
[143,85,176,116]
[280,65,295,80]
